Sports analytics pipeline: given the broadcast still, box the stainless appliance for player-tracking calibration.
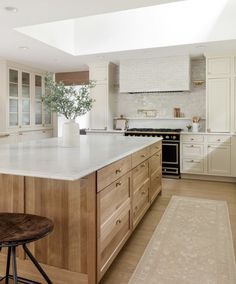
[124,128,181,177]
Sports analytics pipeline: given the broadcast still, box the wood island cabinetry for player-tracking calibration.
[0,138,162,284]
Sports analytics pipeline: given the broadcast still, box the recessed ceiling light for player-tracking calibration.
[4,6,18,13]
[19,46,29,50]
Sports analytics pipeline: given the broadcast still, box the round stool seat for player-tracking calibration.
[0,213,54,246]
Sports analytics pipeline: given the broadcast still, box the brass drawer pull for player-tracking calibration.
[116,219,122,225]
[141,163,146,168]
[141,154,146,158]
[190,138,194,141]
[217,139,221,142]
[116,168,122,174]
[155,146,160,149]
[141,191,146,195]
[116,181,122,187]
[134,206,138,211]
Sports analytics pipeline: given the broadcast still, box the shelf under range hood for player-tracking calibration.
[119,56,190,93]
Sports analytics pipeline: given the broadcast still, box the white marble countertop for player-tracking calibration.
[0,136,161,181]
[86,129,125,134]
[181,132,234,135]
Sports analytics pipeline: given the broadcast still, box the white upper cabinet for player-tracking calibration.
[119,56,190,93]
[0,60,52,133]
[207,77,231,132]
[207,57,231,76]
[206,56,235,133]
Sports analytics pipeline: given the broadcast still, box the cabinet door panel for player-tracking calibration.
[208,57,231,76]
[90,84,107,130]
[207,78,230,132]
[207,145,230,176]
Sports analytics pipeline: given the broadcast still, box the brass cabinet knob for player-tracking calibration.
[116,181,122,187]
[116,219,122,225]
[116,168,122,174]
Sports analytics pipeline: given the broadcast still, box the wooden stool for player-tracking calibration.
[0,213,54,284]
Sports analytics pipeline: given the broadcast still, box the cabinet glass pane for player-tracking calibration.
[9,83,18,97]
[22,85,30,98]
[22,72,30,85]
[35,101,42,125]
[45,111,52,125]
[9,99,18,112]
[22,99,30,112]
[22,113,30,126]
[9,113,18,126]
[9,69,18,83]
[35,75,42,99]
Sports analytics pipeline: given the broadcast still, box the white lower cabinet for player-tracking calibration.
[207,144,231,176]
[181,134,233,177]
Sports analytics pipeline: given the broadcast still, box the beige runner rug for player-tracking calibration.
[129,196,236,284]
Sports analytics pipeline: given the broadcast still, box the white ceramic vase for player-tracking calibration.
[62,119,80,147]
[192,122,200,132]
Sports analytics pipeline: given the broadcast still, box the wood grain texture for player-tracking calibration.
[0,174,24,213]
[0,174,24,258]
[24,173,97,283]
[97,172,132,281]
[97,156,131,192]
[131,147,150,168]
[55,71,89,86]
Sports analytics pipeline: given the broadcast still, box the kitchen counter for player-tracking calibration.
[181,132,234,135]
[86,129,125,134]
[0,135,161,181]
[0,135,162,284]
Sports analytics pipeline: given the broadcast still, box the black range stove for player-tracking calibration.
[125,128,182,177]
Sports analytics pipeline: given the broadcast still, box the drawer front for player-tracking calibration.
[207,135,231,144]
[182,143,204,157]
[97,156,132,191]
[98,172,131,225]
[132,146,150,168]
[99,200,131,271]
[150,141,162,156]
[132,161,149,193]
[133,180,149,225]
[149,152,162,176]
[150,169,162,202]
[183,158,204,173]
[182,135,204,143]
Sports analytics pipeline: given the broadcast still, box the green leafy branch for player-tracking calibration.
[43,73,96,120]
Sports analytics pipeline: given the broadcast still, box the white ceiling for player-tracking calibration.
[1,0,236,72]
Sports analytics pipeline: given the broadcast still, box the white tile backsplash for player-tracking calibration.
[115,58,206,130]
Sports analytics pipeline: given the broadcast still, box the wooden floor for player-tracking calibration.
[101,178,236,284]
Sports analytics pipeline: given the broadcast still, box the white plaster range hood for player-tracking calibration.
[119,56,190,93]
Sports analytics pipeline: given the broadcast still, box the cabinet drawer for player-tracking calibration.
[182,135,204,143]
[183,158,204,173]
[133,180,149,226]
[98,172,131,225]
[97,156,131,191]
[132,147,150,168]
[132,161,149,193]
[207,135,231,144]
[149,152,162,175]
[150,168,162,202]
[182,143,204,157]
[99,200,131,273]
[150,141,162,156]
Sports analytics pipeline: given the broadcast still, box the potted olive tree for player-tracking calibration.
[43,73,95,147]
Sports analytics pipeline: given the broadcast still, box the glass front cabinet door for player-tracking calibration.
[8,68,52,129]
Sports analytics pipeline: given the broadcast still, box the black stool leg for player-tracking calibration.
[11,246,18,284]
[5,247,11,284]
[22,244,52,284]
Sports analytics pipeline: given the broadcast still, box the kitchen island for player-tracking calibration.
[0,135,162,284]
